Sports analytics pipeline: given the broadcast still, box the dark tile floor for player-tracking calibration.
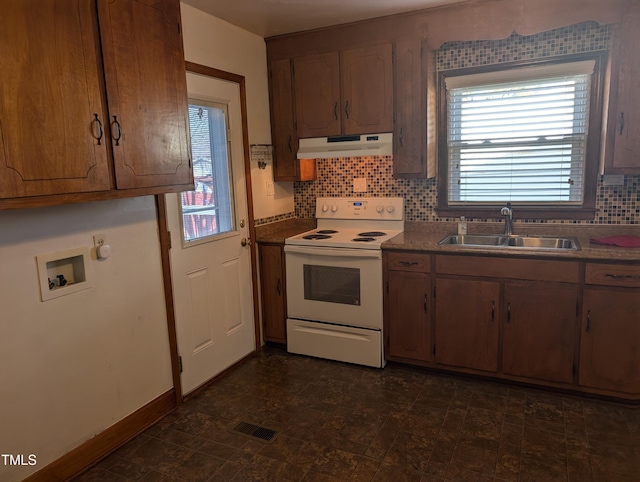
[76,347,639,481]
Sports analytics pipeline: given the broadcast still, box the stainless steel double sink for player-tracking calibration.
[438,233,580,250]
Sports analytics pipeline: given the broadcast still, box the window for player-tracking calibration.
[437,54,606,219]
[180,101,235,244]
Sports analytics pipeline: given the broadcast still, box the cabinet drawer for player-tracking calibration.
[436,255,579,283]
[586,263,640,287]
[387,252,430,272]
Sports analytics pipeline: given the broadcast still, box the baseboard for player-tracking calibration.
[24,388,176,482]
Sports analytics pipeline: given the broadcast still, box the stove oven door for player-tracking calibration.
[284,245,383,329]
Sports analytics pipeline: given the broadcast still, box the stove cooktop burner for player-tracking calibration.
[303,234,332,240]
[358,231,387,237]
[353,237,376,242]
[316,230,338,234]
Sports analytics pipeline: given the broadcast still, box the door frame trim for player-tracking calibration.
[156,62,260,403]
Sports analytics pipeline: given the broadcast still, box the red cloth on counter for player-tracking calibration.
[589,235,640,248]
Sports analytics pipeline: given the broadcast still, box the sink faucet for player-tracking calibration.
[500,203,514,236]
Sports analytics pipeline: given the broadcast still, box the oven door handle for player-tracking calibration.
[284,245,382,259]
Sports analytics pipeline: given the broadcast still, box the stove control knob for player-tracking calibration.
[331,204,338,213]
[376,205,384,213]
[386,205,395,213]
[321,204,329,213]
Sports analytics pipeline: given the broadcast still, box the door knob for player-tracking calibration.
[240,219,246,228]
[241,238,251,247]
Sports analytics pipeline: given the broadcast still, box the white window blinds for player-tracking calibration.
[445,61,594,205]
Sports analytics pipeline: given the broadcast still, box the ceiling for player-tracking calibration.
[181,0,471,38]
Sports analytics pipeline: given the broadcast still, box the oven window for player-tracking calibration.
[303,265,360,305]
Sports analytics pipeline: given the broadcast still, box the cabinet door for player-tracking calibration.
[393,37,425,178]
[341,44,393,135]
[98,0,193,189]
[294,52,341,138]
[435,278,500,372]
[580,288,640,394]
[0,0,111,199]
[387,270,431,361]
[269,59,298,181]
[605,3,640,173]
[502,282,577,384]
[259,244,287,343]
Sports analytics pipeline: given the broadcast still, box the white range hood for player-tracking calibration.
[297,133,392,159]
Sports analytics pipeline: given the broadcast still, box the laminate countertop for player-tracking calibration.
[383,222,640,262]
[255,218,316,244]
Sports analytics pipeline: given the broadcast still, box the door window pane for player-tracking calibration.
[181,101,235,243]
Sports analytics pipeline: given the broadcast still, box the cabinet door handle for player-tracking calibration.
[491,301,495,321]
[507,303,511,323]
[399,261,418,267]
[399,127,404,147]
[423,294,428,314]
[586,310,591,332]
[276,279,281,296]
[287,135,293,152]
[333,102,338,120]
[112,116,122,146]
[93,113,104,145]
[620,112,625,135]
[605,273,640,280]
[345,101,350,119]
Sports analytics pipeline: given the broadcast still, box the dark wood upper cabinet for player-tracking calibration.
[98,0,192,189]
[605,2,640,174]
[293,45,393,138]
[341,44,393,135]
[0,0,112,199]
[269,59,299,181]
[0,0,192,206]
[294,52,341,138]
[393,37,426,178]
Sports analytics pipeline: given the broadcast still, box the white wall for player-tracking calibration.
[0,197,173,482]
[181,3,295,220]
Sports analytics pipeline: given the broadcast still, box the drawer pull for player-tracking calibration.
[491,301,495,322]
[423,294,428,313]
[586,310,591,332]
[276,279,281,296]
[507,303,511,323]
[399,261,419,267]
[604,273,640,280]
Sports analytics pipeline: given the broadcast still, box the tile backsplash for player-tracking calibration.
[286,22,639,226]
[293,156,638,225]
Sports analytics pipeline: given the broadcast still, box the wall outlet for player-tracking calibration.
[266,182,275,196]
[353,177,367,193]
[93,234,106,248]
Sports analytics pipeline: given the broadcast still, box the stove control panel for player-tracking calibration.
[316,197,404,220]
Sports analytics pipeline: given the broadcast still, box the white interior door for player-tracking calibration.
[166,73,255,395]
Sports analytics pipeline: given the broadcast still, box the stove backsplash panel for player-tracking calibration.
[290,21,638,226]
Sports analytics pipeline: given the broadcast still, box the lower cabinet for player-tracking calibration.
[384,252,431,362]
[502,281,577,384]
[384,251,640,399]
[258,243,287,344]
[434,278,500,372]
[579,264,640,394]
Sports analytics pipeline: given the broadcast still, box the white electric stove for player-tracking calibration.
[284,197,404,368]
